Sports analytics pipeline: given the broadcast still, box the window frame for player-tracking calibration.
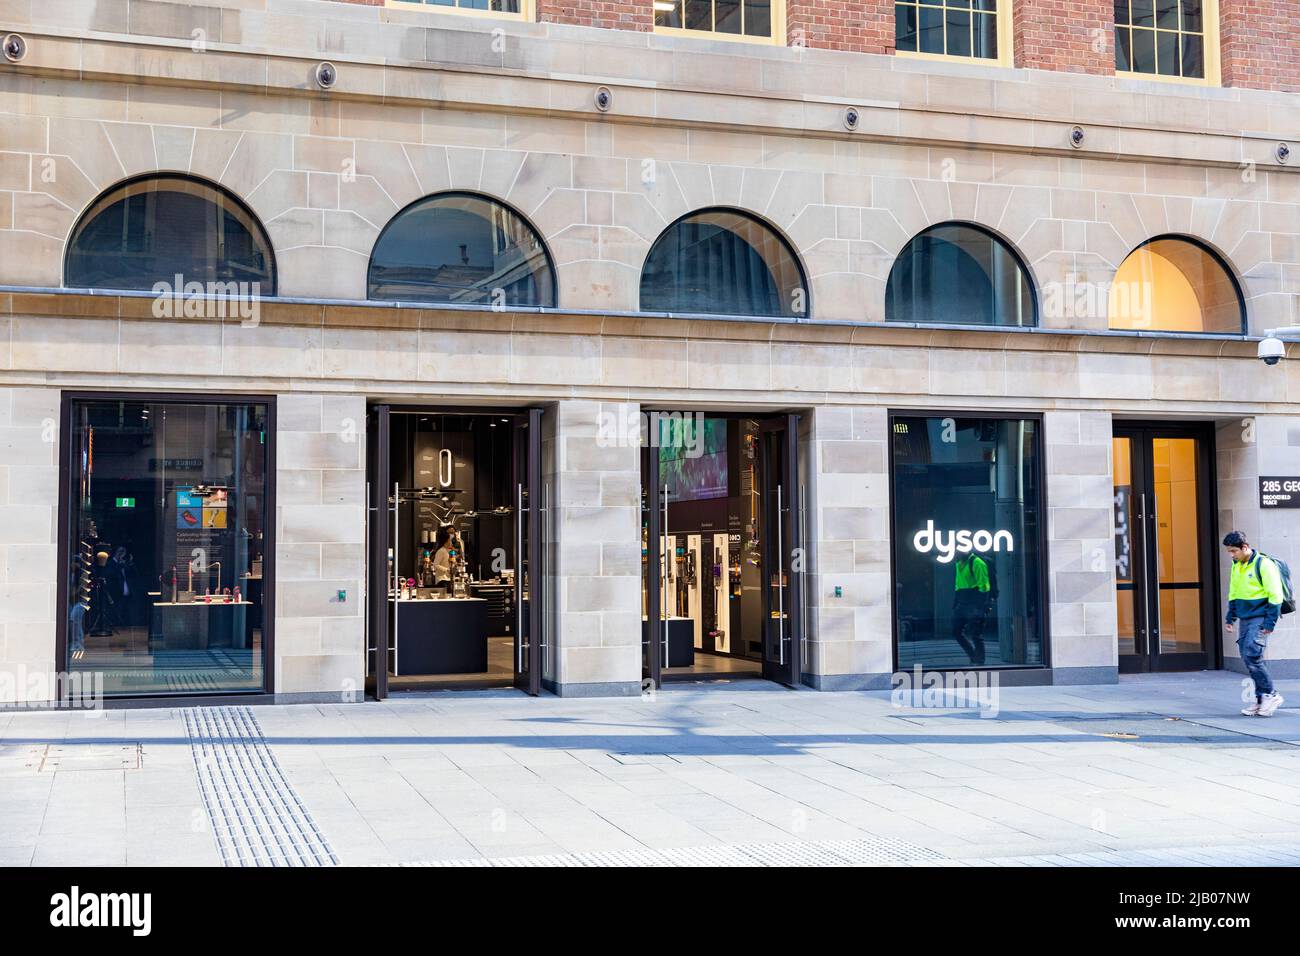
[653,0,789,46]
[893,0,1014,67]
[385,0,536,22]
[366,189,558,308]
[63,173,278,295]
[1107,234,1246,335]
[638,205,811,319]
[1114,0,1222,87]
[885,220,1039,329]
[886,408,1052,675]
[54,390,279,701]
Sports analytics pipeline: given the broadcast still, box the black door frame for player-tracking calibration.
[760,414,803,686]
[366,403,544,699]
[640,410,804,688]
[55,390,278,703]
[1114,421,1220,674]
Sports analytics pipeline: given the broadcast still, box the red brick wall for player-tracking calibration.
[1220,0,1300,92]
[786,1,894,54]
[537,0,653,31]
[1012,0,1113,74]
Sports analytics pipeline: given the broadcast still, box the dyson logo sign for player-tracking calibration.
[913,520,1014,564]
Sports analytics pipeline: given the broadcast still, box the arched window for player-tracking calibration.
[886,223,1035,327]
[65,176,275,293]
[639,209,807,318]
[368,192,556,307]
[1108,236,1243,334]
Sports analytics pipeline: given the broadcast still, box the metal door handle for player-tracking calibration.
[516,482,524,671]
[392,481,399,677]
[776,484,785,666]
[661,484,670,669]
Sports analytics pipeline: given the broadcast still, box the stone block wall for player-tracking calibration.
[275,393,367,699]
[548,399,642,695]
[803,405,892,689]
[1044,409,1118,681]
[0,386,60,704]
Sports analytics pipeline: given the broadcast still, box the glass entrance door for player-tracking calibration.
[1113,424,1216,673]
[513,408,543,695]
[760,414,803,686]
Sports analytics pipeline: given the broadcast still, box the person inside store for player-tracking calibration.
[952,552,993,666]
[432,526,455,591]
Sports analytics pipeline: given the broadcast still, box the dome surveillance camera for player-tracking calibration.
[2,33,26,63]
[1259,336,1286,366]
[314,62,337,89]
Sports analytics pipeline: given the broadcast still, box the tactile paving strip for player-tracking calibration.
[183,706,338,867]
[389,836,946,868]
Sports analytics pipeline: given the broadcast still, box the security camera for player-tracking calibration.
[2,33,26,62]
[314,62,337,89]
[1259,336,1286,366]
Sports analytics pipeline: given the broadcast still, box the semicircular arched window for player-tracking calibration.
[886,223,1035,327]
[1108,237,1244,334]
[65,176,276,293]
[639,209,807,318]
[368,192,556,307]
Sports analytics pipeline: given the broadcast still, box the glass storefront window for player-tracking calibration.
[891,414,1045,669]
[63,398,271,696]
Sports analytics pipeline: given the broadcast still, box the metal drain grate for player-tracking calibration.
[183,706,337,867]
[388,836,945,868]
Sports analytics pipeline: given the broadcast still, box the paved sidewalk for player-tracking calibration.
[2,671,1298,867]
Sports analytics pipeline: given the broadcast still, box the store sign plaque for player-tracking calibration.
[1260,477,1300,509]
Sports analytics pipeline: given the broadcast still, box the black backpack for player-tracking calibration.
[1254,553,1296,616]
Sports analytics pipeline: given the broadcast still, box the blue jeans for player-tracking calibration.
[1237,617,1274,699]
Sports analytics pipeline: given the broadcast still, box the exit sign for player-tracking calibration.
[115,497,136,508]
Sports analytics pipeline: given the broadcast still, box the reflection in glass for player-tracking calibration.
[1113,436,1136,657]
[640,209,807,317]
[65,176,276,293]
[65,399,270,697]
[654,0,774,36]
[1108,237,1243,333]
[1153,438,1203,654]
[886,223,1036,326]
[1115,0,1207,78]
[368,192,556,307]
[894,0,1001,59]
[892,416,1044,669]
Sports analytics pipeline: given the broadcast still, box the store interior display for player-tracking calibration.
[63,399,268,696]
[643,416,766,680]
[382,411,526,690]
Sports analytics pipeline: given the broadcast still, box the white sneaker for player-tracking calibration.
[1258,693,1285,717]
[1241,699,1261,716]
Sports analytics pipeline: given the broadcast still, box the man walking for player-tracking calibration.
[952,552,991,666]
[1223,531,1285,717]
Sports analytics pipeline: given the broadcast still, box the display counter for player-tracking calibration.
[641,616,695,667]
[394,597,489,675]
[151,601,251,650]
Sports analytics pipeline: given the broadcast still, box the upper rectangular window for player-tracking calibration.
[655,1,783,43]
[387,0,531,19]
[895,0,1006,63]
[1114,0,1219,83]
